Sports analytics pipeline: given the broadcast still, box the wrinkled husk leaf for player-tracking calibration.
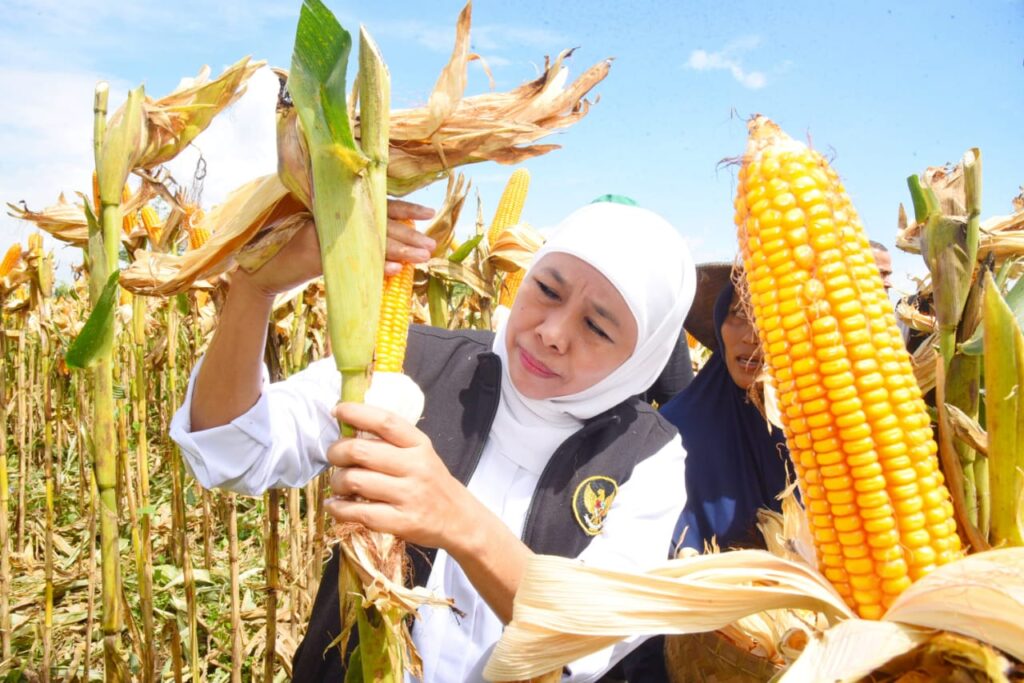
[486,222,546,273]
[483,547,1024,681]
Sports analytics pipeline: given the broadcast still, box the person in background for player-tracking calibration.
[621,263,792,683]
[660,263,792,554]
[870,240,894,294]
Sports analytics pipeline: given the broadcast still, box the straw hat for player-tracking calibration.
[683,262,735,350]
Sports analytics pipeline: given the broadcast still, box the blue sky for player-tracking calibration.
[3,0,1022,296]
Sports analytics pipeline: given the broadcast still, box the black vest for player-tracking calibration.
[292,326,676,680]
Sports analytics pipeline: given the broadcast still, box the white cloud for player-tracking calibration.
[685,37,768,90]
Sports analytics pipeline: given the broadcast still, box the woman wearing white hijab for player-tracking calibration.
[171,200,696,681]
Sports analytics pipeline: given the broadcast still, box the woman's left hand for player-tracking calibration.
[324,402,475,550]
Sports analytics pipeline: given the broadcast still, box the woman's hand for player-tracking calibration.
[324,402,475,550]
[237,199,436,299]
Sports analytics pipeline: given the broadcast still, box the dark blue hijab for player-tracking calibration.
[660,280,792,553]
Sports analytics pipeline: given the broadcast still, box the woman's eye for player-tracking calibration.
[586,318,612,341]
[536,280,559,300]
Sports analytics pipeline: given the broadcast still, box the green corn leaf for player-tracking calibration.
[981,271,1024,546]
[66,269,120,369]
[290,0,362,167]
[449,234,483,263]
[175,292,190,316]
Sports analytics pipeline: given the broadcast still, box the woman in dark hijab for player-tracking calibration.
[660,263,793,553]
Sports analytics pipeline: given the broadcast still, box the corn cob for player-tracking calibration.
[0,244,21,279]
[140,205,162,244]
[499,269,526,308]
[735,116,961,619]
[487,168,530,248]
[27,233,43,255]
[375,220,416,373]
[185,205,209,249]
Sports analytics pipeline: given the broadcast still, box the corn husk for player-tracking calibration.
[8,181,156,249]
[483,550,855,681]
[485,222,546,273]
[483,546,1024,681]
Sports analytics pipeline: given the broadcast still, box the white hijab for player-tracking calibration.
[489,201,697,470]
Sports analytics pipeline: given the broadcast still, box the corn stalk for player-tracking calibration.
[88,80,146,682]
[0,301,10,661]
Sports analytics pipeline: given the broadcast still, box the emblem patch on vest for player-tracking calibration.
[573,476,618,536]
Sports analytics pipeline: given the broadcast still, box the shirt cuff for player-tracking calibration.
[169,357,275,492]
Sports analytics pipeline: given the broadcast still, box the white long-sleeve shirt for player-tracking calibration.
[170,357,686,682]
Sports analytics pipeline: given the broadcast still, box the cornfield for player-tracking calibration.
[0,1,597,680]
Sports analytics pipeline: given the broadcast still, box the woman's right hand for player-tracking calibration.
[235,198,437,299]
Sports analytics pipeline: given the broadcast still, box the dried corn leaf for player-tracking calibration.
[945,403,989,455]
[7,194,89,246]
[424,174,470,258]
[424,258,495,299]
[364,9,609,196]
[483,550,853,681]
[120,174,295,295]
[119,57,266,170]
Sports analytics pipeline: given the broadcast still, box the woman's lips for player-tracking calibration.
[736,354,762,372]
[519,347,558,378]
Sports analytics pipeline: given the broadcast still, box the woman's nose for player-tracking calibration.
[536,313,570,353]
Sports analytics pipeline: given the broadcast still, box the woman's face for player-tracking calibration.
[720,290,762,390]
[504,252,638,399]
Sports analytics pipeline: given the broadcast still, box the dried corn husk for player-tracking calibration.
[486,222,546,273]
[483,550,855,681]
[124,57,265,170]
[483,547,1024,681]
[7,194,89,246]
[8,182,156,248]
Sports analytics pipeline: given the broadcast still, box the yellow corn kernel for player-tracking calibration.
[487,168,530,248]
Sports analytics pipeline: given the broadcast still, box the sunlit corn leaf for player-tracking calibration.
[7,194,90,246]
[423,173,469,258]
